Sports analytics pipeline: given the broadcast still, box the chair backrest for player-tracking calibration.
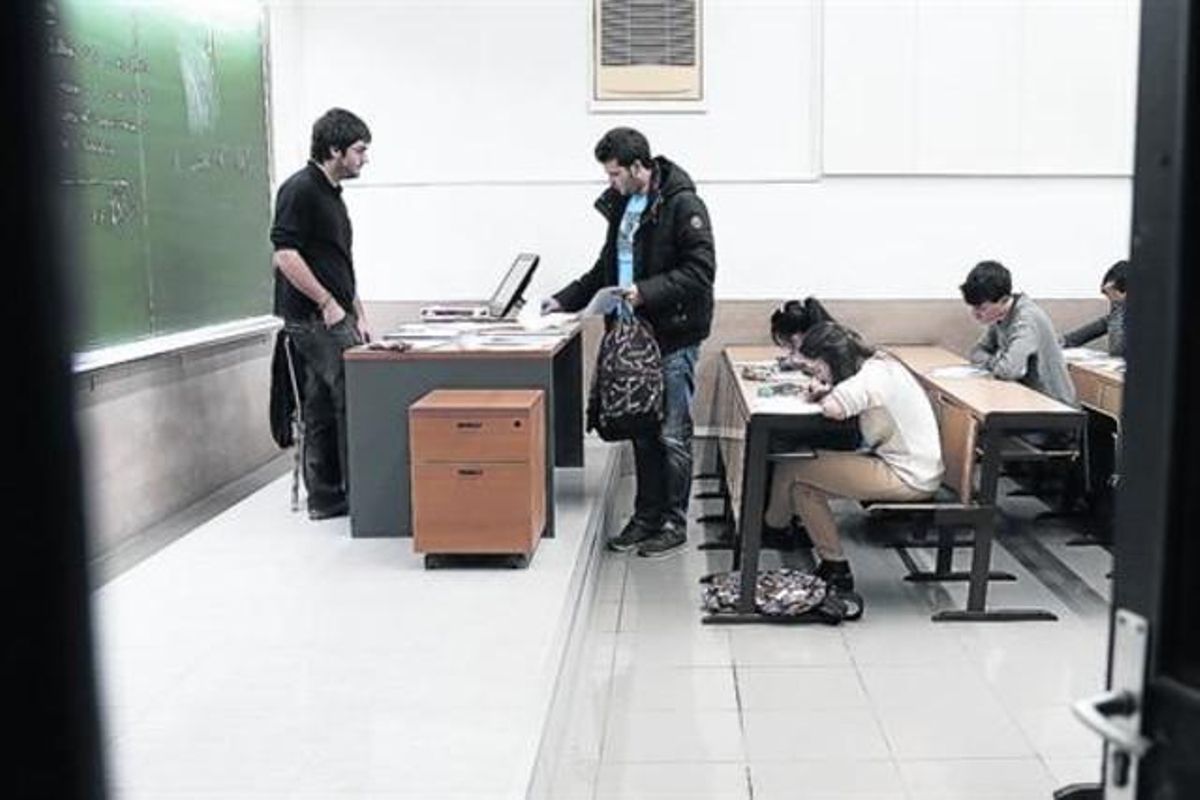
[934,395,978,503]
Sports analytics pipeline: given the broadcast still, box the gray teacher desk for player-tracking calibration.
[344,326,583,538]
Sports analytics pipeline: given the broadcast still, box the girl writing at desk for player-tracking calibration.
[763,323,944,596]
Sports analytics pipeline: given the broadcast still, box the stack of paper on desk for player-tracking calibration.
[930,365,990,379]
[1063,347,1109,362]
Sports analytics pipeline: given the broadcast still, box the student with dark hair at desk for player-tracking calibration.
[763,323,944,596]
[762,297,860,549]
[960,260,1077,407]
[1061,260,1128,357]
[770,297,833,368]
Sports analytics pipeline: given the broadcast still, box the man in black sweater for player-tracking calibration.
[271,108,372,520]
[544,127,716,558]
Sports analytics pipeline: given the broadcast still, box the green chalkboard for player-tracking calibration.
[47,0,273,350]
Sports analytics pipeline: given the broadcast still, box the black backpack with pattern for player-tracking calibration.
[700,568,864,623]
[587,315,664,441]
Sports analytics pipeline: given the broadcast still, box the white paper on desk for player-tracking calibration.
[1090,357,1126,372]
[383,322,464,339]
[515,299,569,331]
[404,339,453,351]
[470,335,553,349]
[930,365,989,379]
[1062,347,1109,363]
[519,309,577,331]
[752,397,823,414]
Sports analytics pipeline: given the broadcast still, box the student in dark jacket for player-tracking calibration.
[543,127,716,559]
[1061,260,1127,357]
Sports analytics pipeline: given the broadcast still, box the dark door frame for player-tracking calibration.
[1110,0,1200,796]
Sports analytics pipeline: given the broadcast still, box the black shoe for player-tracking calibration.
[637,528,687,559]
[308,498,349,520]
[608,519,658,552]
[792,524,814,549]
[758,515,816,554]
[814,559,855,592]
[761,518,813,551]
[760,522,794,551]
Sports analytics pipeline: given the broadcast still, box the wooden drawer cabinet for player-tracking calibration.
[409,389,546,559]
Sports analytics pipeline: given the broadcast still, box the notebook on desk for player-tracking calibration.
[419,252,540,322]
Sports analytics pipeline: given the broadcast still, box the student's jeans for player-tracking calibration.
[631,344,699,534]
[285,313,361,513]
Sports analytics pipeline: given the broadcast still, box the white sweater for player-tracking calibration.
[829,354,944,493]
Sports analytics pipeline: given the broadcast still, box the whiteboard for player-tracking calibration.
[822,0,1139,175]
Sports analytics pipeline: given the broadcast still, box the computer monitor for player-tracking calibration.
[486,252,540,318]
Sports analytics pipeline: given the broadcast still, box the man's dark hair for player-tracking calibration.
[797,321,875,384]
[959,260,1013,306]
[1103,260,1129,293]
[310,108,372,163]
[594,127,653,169]
[770,297,834,346]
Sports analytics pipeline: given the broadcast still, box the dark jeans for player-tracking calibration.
[631,344,699,533]
[285,314,361,512]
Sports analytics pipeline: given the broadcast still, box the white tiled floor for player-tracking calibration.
[93,445,1112,800]
[95,441,619,800]
[543,486,1112,800]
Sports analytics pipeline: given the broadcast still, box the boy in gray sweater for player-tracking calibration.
[960,261,1077,407]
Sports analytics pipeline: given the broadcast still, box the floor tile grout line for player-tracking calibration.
[730,659,755,799]
[590,551,630,800]
[843,626,914,798]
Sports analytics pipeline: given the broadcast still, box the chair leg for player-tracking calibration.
[934,527,953,575]
[895,525,1017,584]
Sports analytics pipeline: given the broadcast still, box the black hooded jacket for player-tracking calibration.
[553,156,716,354]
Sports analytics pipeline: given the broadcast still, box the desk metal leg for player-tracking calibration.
[933,426,1057,622]
[704,422,769,623]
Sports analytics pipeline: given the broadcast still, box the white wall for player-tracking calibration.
[823,0,1140,175]
[267,0,1135,302]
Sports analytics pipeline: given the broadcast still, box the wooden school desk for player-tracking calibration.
[704,346,857,624]
[1067,355,1125,542]
[1068,358,1124,424]
[886,345,1086,620]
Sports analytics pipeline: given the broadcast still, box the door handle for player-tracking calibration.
[1072,689,1152,757]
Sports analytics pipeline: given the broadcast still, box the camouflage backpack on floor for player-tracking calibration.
[701,568,864,623]
[587,315,664,441]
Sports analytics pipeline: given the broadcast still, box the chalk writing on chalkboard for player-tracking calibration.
[46,0,273,348]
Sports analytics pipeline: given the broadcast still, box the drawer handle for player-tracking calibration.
[457,468,483,476]
[456,421,483,429]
